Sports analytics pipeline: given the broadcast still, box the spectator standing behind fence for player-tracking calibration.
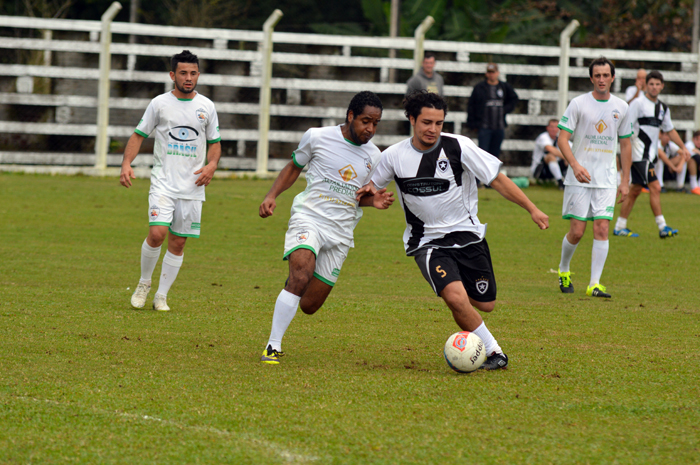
[466,63,518,159]
[530,119,567,190]
[406,52,444,96]
[625,69,646,104]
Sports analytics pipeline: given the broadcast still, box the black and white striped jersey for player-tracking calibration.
[371,133,502,256]
[629,94,673,164]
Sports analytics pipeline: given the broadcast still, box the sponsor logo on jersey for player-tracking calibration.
[169,125,199,142]
[150,205,160,219]
[196,108,209,125]
[399,177,450,196]
[476,278,489,294]
[296,231,309,243]
[364,158,372,171]
[191,222,201,230]
[612,109,621,122]
[560,116,569,123]
[332,268,340,277]
[339,164,358,182]
[594,119,608,134]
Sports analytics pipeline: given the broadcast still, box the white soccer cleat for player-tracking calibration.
[130,281,151,308]
[152,293,170,312]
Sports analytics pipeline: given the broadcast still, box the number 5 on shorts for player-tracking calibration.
[436,266,447,278]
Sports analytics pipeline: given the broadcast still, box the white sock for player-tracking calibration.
[656,160,664,188]
[589,239,609,287]
[472,322,502,355]
[677,163,687,189]
[655,215,666,230]
[140,239,161,283]
[559,235,578,273]
[548,160,563,181]
[614,217,627,231]
[267,289,301,352]
[691,175,698,190]
[157,251,183,296]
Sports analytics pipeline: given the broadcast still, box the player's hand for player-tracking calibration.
[194,162,216,187]
[680,148,692,162]
[572,163,591,184]
[372,188,395,210]
[617,183,629,204]
[259,197,276,218]
[531,209,549,230]
[355,182,377,202]
[120,164,135,188]
[672,162,684,174]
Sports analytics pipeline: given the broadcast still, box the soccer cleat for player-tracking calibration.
[130,281,151,308]
[641,187,650,193]
[557,179,565,190]
[586,284,611,298]
[261,345,284,364]
[691,187,700,196]
[558,269,574,294]
[613,228,639,237]
[659,226,678,238]
[479,352,508,370]
[152,293,170,311]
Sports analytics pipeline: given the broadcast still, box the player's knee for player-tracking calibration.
[649,182,661,194]
[473,301,495,312]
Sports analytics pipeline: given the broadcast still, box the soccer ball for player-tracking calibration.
[444,331,486,373]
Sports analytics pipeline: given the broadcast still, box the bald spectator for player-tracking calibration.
[406,52,444,96]
[625,69,646,103]
[466,62,518,159]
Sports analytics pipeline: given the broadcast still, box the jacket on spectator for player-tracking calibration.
[466,80,519,130]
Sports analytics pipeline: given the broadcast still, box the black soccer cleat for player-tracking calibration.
[479,352,508,370]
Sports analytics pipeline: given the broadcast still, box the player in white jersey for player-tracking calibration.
[685,130,700,195]
[530,118,567,189]
[656,130,686,191]
[556,57,633,299]
[359,91,549,370]
[259,91,394,364]
[614,71,690,239]
[120,50,221,311]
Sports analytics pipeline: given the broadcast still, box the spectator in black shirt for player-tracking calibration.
[466,63,519,158]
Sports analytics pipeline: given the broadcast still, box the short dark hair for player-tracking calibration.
[423,52,436,60]
[548,118,559,126]
[588,57,615,78]
[646,70,664,84]
[693,130,700,139]
[403,90,448,121]
[346,91,383,122]
[171,50,199,72]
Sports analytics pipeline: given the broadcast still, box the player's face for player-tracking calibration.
[645,78,664,99]
[546,121,558,139]
[659,132,670,145]
[410,107,445,150]
[347,106,382,145]
[590,64,614,95]
[170,62,200,96]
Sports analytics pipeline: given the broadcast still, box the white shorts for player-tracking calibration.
[148,193,202,238]
[562,186,616,221]
[283,217,351,287]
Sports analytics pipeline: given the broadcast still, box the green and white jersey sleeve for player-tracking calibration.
[135,91,221,201]
[289,125,381,246]
[559,92,632,189]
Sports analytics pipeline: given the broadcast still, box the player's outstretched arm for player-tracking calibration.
[259,161,304,218]
[490,173,549,230]
[194,142,221,187]
[120,133,145,188]
[358,187,394,209]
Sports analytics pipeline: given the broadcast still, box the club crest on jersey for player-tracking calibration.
[195,108,209,125]
[339,164,358,182]
[364,158,372,171]
[150,205,160,219]
[296,231,310,243]
[612,109,621,122]
[496,88,504,98]
[594,119,608,134]
[437,157,449,173]
[475,278,489,294]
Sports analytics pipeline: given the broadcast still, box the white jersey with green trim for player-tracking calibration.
[290,125,381,246]
[135,91,221,201]
[558,92,632,189]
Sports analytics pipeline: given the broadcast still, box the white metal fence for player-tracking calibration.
[1,8,700,177]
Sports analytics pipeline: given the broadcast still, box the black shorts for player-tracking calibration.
[631,160,658,187]
[414,240,497,302]
[533,159,567,180]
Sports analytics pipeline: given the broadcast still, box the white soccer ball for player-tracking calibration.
[444,331,486,373]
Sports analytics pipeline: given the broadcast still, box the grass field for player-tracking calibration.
[1,172,698,464]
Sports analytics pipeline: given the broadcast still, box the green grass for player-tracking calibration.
[0,172,698,464]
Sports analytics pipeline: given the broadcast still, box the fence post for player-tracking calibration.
[695,40,700,130]
[256,9,283,177]
[557,20,579,119]
[413,16,435,75]
[94,1,122,172]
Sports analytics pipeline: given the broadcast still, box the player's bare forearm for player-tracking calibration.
[259,161,303,218]
[355,181,378,202]
[194,142,221,186]
[558,131,590,183]
[619,138,632,183]
[490,173,549,229]
[120,133,145,188]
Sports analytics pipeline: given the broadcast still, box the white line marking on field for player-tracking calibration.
[13,396,319,463]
